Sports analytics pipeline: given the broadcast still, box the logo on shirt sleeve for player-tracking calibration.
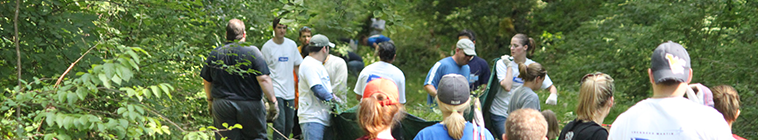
[367,74,382,83]
[278,57,289,62]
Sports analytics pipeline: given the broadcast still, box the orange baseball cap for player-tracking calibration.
[362,78,399,106]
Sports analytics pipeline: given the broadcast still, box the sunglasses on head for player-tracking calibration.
[300,26,311,32]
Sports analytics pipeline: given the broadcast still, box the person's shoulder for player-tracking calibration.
[417,123,446,135]
[525,58,537,64]
[329,54,346,62]
[283,38,298,45]
[262,39,275,46]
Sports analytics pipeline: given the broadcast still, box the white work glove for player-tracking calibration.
[545,93,558,105]
[500,55,513,68]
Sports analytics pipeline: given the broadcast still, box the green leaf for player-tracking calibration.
[67,91,78,104]
[63,116,74,129]
[159,84,170,95]
[119,64,133,81]
[98,73,111,88]
[117,107,127,114]
[55,115,65,128]
[127,50,140,64]
[76,87,87,100]
[46,113,56,126]
[135,105,144,114]
[119,119,129,128]
[150,85,161,98]
[128,59,139,71]
[121,87,137,97]
[104,63,115,77]
[222,123,229,129]
[112,75,122,85]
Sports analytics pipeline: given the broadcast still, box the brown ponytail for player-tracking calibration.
[517,62,547,82]
[358,93,405,139]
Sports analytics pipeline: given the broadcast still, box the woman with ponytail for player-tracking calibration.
[490,34,559,138]
[558,72,614,140]
[506,62,548,114]
[358,78,405,140]
[414,74,494,140]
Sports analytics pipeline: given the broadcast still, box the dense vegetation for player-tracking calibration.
[1,0,755,139]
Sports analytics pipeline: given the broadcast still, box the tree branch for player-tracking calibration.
[55,40,97,88]
[141,104,186,132]
[14,0,23,128]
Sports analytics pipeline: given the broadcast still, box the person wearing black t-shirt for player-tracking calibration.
[201,19,278,140]
[558,72,614,140]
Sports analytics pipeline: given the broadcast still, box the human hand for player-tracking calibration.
[266,101,279,122]
[546,93,558,105]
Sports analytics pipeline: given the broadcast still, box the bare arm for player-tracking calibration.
[257,75,277,104]
[549,85,558,95]
[203,79,212,101]
[500,67,513,92]
[424,85,437,97]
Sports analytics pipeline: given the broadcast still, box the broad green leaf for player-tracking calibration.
[222,123,228,128]
[112,75,122,85]
[117,107,127,114]
[120,87,137,97]
[104,63,115,77]
[127,50,140,64]
[76,87,87,100]
[119,64,133,81]
[67,91,78,104]
[46,112,56,126]
[63,116,74,129]
[150,85,161,98]
[135,105,144,114]
[98,73,111,88]
[119,119,129,128]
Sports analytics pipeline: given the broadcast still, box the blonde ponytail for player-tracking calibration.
[517,62,547,82]
[438,98,471,140]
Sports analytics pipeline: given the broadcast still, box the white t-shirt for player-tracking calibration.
[297,56,333,126]
[370,18,386,36]
[354,61,406,104]
[262,38,303,100]
[489,59,553,117]
[608,97,734,140]
[324,55,348,103]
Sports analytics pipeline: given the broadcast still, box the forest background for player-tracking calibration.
[1,0,757,139]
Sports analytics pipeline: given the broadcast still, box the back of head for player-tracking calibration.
[650,41,691,86]
[541,110,559,140]
[226,19,245,41]
[517,63,547,82]
[576,72,614,121]
[358,78,405,139]
[308,34,331,53]
[457,29,476,41]
[377,42,396,62]
[436,74,471,139]
[711,85,740,122]
[506,108,548,140]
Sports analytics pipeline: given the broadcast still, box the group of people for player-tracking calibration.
[201,18,746,140]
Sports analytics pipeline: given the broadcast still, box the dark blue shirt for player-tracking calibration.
[467,56,490,91]
[201,43,270,101]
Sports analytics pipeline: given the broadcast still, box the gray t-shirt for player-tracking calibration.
[507,86,541,115]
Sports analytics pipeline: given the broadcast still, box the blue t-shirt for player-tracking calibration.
[367,35,391,46]
[424,57,470,105]
[414,122,495,140]
[467,56,490,91]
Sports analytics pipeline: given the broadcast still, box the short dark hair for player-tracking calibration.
[226,19,245,41]
[273,17,286,29]
[457,29,476,41]
[308,45,326,53]
[377,42,396,62]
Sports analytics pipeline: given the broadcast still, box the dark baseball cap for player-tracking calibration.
[651,41,691,83]
[437,74,470,105]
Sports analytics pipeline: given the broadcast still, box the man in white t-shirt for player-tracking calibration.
[608,41,733,140]
[354,41,406,104]
[298,34,340,140]
[261,18,303,140]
